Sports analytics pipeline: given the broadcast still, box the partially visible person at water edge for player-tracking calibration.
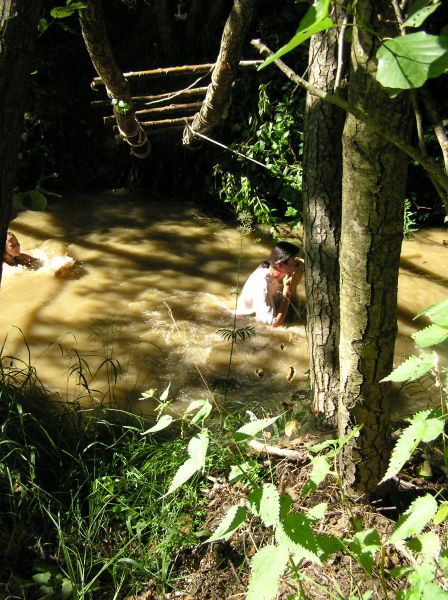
[3,231,42,270]
[234,241,304,328]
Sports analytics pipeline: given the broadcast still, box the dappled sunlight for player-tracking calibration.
[1,192,446,418]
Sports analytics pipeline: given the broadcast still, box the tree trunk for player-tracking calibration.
[0,0,43,286]
[302,4,347,424]
[79,0,151,159]
[182,0,258,147]
[338,0,412,493]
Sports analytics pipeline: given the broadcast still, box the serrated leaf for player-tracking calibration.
[234,415,280,442]
[207,505,247,542]
[381,352,436,382]
[275,512,322,564]
[259,0,333,69]
[141,414,173,435]
[185,399,212,424]
[246,544,289,600]
[389,494,438,543]
[380,410,443,482]
[415,298,448,326]
[412,324,448,348]
[377,33,448,90]
[349,528,381,574]
[165,458,200,496]
[259,483,281,528]
[413,531,441,562]
[403,0,442,28]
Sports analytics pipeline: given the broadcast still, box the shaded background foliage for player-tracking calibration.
[15,0,447,225]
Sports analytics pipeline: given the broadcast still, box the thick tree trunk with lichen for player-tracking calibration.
[338,0,412,493]
[182,0,258,147]
[79,0,150,158]
[302,6,347,425]
[0,0,43,286]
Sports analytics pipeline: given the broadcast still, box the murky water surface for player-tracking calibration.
[1,191,447,419]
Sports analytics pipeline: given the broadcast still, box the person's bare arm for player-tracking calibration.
[271,261,304,328]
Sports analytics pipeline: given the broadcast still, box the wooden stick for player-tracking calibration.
[91,86,208,107]
[139,117,195,128]
[247,439,303,461]
[103,102,202,125]
[91,60,262,87]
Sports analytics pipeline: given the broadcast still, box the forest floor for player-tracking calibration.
[133,430,447,600]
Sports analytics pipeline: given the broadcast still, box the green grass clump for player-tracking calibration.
[0,382,220,599]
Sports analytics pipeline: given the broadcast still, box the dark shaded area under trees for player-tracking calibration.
[17,0,305,215]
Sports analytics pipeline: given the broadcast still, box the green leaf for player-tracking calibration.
[50,7,77,18]
[165,458,201,496]
[259,483,281,528]
[403,0,442,28]
[185,399,212,425]
[27,190,48,211]
[415,298,448,326]
[164,430,208,496]
[376,33,448,90]
[234,415,281,442]
[381,352,436,382]
[187,429,209,466]
[141,414,173,435]
[159,382,171,402]
[301,455,332,496]
[412,324,448,348]
[207,505,247,542]
[389,494,438,543]
[228,461,258,484]
[433,501,448,525]
[275,512,322,564]
[306,502,328,521]
[259,0,333,69]
[380,410,443,482]
[246,544,290,600]
[38,18,49,33]
[349,528,381,574]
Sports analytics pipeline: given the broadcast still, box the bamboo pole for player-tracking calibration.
[91,86,208,108]
[137,117,194,128]
[91,60,262,88]
[103,102,202,125]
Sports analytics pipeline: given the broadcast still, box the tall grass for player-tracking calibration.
[0,368,223,599]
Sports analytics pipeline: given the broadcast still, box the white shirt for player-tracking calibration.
[234,266,281,324]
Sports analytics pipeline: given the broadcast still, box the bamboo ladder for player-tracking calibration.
[90,60,262,140]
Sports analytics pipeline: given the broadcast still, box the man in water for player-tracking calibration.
[3,231,42,269]
[234,241,304,327]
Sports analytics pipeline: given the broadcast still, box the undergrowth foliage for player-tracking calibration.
[145,298,448,599]
[1,298,448,598]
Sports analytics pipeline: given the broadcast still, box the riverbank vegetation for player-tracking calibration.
[1,299,448,598]
[1,0,448,597]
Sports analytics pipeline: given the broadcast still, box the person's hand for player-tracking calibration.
[283,261,303,296]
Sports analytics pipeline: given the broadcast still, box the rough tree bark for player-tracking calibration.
[182,0,258,147]
[302,4,347,424]
[79,0,151,159]
[0,0,43,286]
[338,0,413,493]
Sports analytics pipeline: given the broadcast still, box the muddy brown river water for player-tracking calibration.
[1,191,447,419]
